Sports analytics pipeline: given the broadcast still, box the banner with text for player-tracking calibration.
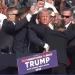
[17,50,58,74]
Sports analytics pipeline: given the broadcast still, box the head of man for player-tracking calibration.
[61,8,73,24]
[6,7,18,22]
[37,8,52,25]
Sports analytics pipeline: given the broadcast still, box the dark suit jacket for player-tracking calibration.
[1,16,28,36]
[29,23,75,65]
[66,23,75,47]
[0,17,29,54]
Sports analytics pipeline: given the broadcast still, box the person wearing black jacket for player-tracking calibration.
[29,8,75,74]
[0,7,32,74]
[0,6,37,74]
[61,7,75,73]
[0,7,30,54]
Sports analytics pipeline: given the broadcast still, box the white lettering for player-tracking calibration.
[25,62,29,68]
[40,58,45,64]
[46,57,50,63]
[35,59,39,66]
[30,61,34,67]
[25,57,50,68]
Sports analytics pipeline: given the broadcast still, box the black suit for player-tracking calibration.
[29,23,69,64]
[0,19,15,53]
[0,17,29,73]
[0,16,29,53]
[29,23,75,74]
[66,23,75,73]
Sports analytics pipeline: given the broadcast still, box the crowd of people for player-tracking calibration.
[0,0,75,74]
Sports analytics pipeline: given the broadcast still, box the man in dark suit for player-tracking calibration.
[1,6,36,56]
[0,7,19,74]
[0,7,19,54]
[0,7,35,74]
[29,9,68,74]
[61,7,75,73]
[29,8,75,74]
[13,6,32,58]
[0,7,30,53]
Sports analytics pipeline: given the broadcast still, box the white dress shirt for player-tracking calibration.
[65,21,72,29]
[48,23,54,30]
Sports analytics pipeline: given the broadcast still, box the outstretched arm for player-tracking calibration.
[29,29,50,52]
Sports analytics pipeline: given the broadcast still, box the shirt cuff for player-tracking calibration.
[34,10,38,14]
[44,43,49,49]
[26,13,32,22]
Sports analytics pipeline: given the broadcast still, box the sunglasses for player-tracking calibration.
[61,15,71,18]
[7,14,19,16]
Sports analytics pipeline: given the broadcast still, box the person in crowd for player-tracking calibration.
[31,0,58,14]
[13,6,32,58]
[13,6,49,58]
[0,6,36,74]
[29,9,67,74]
[1,0,21,8]
[1,0,22,14]
[61,7,75,73]
[18,0,28,7]
[0,7,18,74]
[0,7,19,54]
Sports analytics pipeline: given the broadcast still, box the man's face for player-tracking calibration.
[39,11,51,25]
[61,10,73,24]
[7,10,18,22]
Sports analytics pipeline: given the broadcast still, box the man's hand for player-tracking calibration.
[43,45,50,53]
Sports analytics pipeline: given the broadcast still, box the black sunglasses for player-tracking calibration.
[61,15,71,18]
[7,14,19,16]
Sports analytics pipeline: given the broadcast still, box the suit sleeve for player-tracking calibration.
[15,17,29,31]
[29,23,45,36]
[15,13,32,31]
[29,29,45,48]
[64,27,75,40]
